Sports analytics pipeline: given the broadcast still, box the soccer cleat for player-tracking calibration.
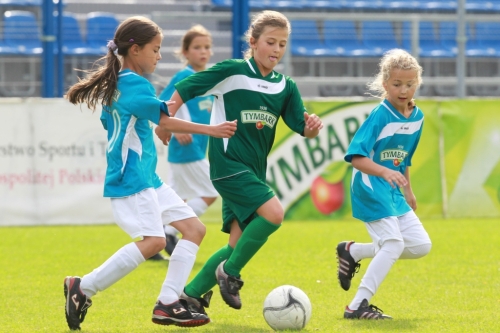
[216,260,244,309]
[152,299,210,327]
[336,241,361,291]
[180,290,213,315]
[164,233,179,256]
[344,299,392,319]
[148,253,168,261]
[64,276,93,330]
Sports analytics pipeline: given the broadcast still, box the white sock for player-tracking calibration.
[80,243,145,298]
[348,239,403,310]
[164,225,178,236]
[157,239,199,304]
[186,197,208,217]
[349,242,375,262]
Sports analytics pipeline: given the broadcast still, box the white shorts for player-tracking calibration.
[110,184,196,239]
[365,210,431,251]
[167,159,219,200]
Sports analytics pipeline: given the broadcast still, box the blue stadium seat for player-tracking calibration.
[423,0,457,12]
[54,12,102,56]
[466,0,500,12]
[3,10,42,55]
[402,21,454,58]
[359,21,400,56]
[339,0,391,11]
[211,0,231,7]
[323,20,369,57]
[301,0,341,10]
[438,21,473,58]
[467,22,500,57]
[0,0,42,5]
[86,12,119,55]
[385,1,425,11]
[290,20,331,57]
[211,0,302,9]
[254,0,303,9]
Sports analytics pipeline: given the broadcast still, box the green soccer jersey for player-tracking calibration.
[175,58,306,181]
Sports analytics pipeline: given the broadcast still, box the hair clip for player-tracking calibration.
[129,38,135,43]
[106,40,119,56]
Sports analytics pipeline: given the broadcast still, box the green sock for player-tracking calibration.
[184,244,233,298]
[224,216,281,277]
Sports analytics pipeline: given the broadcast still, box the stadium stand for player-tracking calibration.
[1,0,499,97]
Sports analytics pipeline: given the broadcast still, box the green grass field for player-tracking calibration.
[1,217,498,333]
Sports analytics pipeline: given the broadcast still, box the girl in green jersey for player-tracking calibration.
[155,10,324,317]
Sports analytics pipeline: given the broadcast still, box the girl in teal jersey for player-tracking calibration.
[63,16,236,330]
[155,10,324,318]
[338,49,432,320]
[157,25,219,257]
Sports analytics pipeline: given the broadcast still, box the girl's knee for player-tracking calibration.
[144,236,166,253]
[261,206,284,224]
[179,219,206,242]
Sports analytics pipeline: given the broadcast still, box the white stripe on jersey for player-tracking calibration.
[120,116,142,174]
[205,74,286,97]
[108,109,121,153]
[376,118,423,142]
[381,101,401,119]
[245,59,256,74]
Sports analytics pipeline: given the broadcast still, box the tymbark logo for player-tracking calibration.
[380,149,408,167]
[240,110,277,130]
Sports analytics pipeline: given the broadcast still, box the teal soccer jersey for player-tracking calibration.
[159,65,214,163]
[344,100,424,222]
[100,69,165,198]
[175,58,306,181]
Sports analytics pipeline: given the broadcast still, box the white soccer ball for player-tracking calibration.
[263,285,312,331]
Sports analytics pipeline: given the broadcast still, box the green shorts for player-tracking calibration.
[212,171,275,233]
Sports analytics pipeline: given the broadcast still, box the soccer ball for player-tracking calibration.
[263,285,312,331]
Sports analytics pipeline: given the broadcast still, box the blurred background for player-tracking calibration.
[0,0,499,99]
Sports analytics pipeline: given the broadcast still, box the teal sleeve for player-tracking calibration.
[129,82,162,125]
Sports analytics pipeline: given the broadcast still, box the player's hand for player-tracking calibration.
[381,168,408,188]
[155,126,172,146]
[304,112,323,131]
[174,133,193,145]
[404,188,417,211]
[210,120,237,138]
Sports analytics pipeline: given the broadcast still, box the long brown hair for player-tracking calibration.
[243,10,290,59]
[66,16,162,110]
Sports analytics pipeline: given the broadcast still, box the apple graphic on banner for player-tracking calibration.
[256,121,265,129]
[310,176,344,215]
[393,158,401,167]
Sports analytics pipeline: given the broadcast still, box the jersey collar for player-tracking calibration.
[248,57,279,80]
[381,99,419,119]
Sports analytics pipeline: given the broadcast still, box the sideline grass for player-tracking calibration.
[0,218,498,332]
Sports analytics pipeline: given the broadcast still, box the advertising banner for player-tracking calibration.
[1,98,499,226]
[268,99,500,220]
[0,98,167,226]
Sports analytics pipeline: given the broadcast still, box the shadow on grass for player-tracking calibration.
[345,317,422,331]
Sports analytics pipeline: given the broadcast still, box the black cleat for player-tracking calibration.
[336,241,361,291]
[164,234,179,256]
[180,290,213,315]
[216,260,244,309]
[148,253,168,261]
[344,299,392,319]
[64,276,92,330]
[152,299,210,327]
